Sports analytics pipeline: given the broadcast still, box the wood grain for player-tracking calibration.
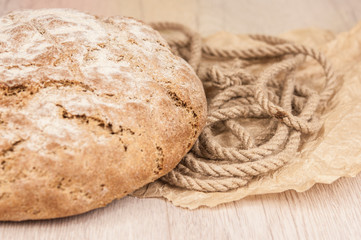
[0,0,360,239]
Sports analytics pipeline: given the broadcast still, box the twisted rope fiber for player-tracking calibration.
[150,22,337,192]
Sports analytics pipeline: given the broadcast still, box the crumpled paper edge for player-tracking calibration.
[132,22,361,209]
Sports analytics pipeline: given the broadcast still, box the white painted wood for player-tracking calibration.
[0,1,360,239]
[1,176,360,239]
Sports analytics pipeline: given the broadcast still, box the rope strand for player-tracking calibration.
[150,22,337,192]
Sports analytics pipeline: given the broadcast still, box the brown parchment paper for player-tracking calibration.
[132,22,361,209]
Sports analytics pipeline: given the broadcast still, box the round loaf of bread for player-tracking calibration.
[0,9,206,221]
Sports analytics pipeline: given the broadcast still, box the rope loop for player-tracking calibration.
[150,22,338,192]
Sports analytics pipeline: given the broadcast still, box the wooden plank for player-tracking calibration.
[1,175,360,239]
[140,0,198,30]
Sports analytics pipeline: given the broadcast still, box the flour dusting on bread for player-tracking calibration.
[0,9,206,221]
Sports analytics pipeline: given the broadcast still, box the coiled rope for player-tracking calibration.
[150,22,337,192]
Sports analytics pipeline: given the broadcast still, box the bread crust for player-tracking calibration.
[0,9,206,221]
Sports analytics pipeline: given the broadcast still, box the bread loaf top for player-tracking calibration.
[0,8,206,221]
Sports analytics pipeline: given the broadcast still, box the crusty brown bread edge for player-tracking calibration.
[0,9,206,221]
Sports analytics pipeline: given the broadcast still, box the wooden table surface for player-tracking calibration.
[0,0,361,239]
